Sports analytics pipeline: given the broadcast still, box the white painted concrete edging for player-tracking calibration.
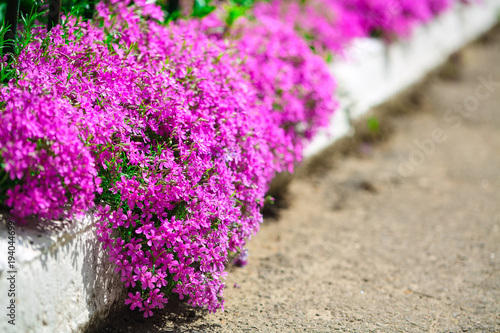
[0,1,499,332]
[0,215,125,333]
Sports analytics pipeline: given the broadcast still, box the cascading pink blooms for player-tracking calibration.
[93,1,294,313]
[201,10,338,163]
[232,18,338,162]
[1,1,294,315]
[0,0,472,317]
[336,0,409,38]
[252,0,365,55]
[333,0,463,39]
[0,88,98,221]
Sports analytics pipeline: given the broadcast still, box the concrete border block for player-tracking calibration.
[0,215,125,333]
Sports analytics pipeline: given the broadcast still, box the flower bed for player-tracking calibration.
[0,0,493,320]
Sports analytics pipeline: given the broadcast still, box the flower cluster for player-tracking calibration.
[0,0,474,317]
[0,87,97,221]
[252,0,365,55]
[225,14,338,161]
[1,0,292,315]
[92,1,293,313]
[333,0,465,39]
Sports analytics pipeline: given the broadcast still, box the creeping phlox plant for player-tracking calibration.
[335,0,470,39]
[226,14,338,161]
[0,0,475,318]
[0,0,291,315]
[93,0,293,314]
[0,89,98,221]
[200,10,338,163]
[252,0,365,55]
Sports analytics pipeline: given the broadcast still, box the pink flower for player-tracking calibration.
[124,292,143,310]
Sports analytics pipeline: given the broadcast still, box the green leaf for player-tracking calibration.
[225,4,248,26]
[367,116,380,133]
[192,0,216,18]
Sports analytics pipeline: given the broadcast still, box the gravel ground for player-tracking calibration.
[98,26,500,333]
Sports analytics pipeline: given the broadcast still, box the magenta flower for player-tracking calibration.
[124,292,143,311]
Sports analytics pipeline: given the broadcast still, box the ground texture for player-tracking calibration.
[99,26,500,333]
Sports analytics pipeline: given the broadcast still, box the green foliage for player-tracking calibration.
[61,0,96,20]
[0,158,21,210]
[0,2,45,83]
[230,0,257,7]
[0,2,6,24]
[192,0,216,18]
[224,3,248,26]
[367,116,380,133]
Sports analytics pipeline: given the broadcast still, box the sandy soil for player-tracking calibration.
[98,26,500,333]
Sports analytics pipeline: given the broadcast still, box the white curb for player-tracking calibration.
[0,215,125,333]
[0,1,499,332]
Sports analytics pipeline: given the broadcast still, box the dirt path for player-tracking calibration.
[100,27,500,333]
